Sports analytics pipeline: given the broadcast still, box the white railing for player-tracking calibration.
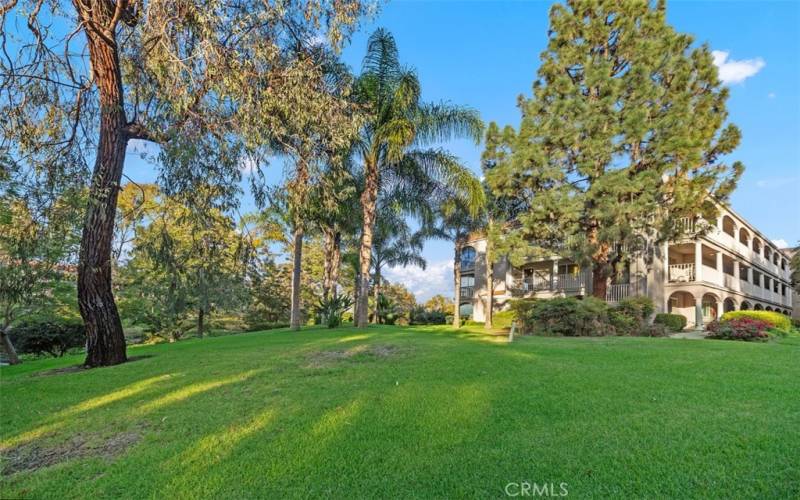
[605,284,630,303]
[521,274,551,292]
[669,263,695,282]
[460,286,473,299]
[555,271,588,290]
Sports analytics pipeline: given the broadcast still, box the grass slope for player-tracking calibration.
[1,325,799,498]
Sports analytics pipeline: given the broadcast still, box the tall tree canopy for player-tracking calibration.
[1,0,370,365]
[485,0,744,299]
[351,28,485,327]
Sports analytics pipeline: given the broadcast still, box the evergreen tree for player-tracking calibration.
[486,0,743,299]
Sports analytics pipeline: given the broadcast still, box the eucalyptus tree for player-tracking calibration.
[1,0,369,366]
[369,207,426,323]
[485,0,743,300]
[351,28,485,327]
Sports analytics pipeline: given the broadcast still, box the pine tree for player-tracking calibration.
[486,0,744,299]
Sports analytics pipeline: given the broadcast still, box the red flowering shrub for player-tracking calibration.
[705,318,771,342]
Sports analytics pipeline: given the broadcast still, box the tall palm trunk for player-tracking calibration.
[197,307,205,339]
[78,15,129,367]
[453,240,462,328]
[289,222,304,330]
[357,159,379,328]
[372,263,381,324]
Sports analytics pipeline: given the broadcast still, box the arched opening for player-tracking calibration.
[753,238,762,255]
[460,246,476,270]
[722,215,736,238]
[668,291,695,328]
[702,293,719,323]
[723,298,736,313]
[754,304,763,310]
[781,259,787,271]
[740,301,751,311]
[765,306,773,312]
[772,252,779,265]
[765,247,772,262]
[738,228,750,246]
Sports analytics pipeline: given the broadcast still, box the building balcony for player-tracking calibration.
[460,286,474,299]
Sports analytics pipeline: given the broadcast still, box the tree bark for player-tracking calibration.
[331,231,341,299]
[197,307,204,339]
[289,224,304,330]
[356,159,379,328]
[592,263,609,301]
[453,241,462,328]
[372,265,381,324]
[1,327,20,365]
[77,6,129,367]
[322,228,334,303]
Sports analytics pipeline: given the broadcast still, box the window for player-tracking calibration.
[460,246,476,269]
[557,263,579,275]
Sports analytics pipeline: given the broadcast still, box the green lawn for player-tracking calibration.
[2,325,799,498]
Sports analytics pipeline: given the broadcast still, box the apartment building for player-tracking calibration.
[459,205,793,329]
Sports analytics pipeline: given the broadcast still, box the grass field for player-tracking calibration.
[1,325,799,498]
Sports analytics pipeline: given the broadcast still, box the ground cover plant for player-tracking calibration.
[2,324,799,498]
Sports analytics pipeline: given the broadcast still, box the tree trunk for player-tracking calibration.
[197,307,204,339]
[1,327,20,365]
[372,265,381,324]
[322,228,333,303]
[592,263,609,300]
[353,269,360,323]
[331,232,341,299]
[356,160,379,328]
[77,12,129,367]
[290,224,304,330]
[453,241,462,328]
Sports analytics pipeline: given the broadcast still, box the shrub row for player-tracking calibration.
[8,321,85,357]
[409,307,446,325]
[510,296,664,337]
[720,310,790,330]
[706,318,771,342]
[653,313,687,332]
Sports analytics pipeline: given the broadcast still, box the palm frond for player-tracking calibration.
[414,103,484,146]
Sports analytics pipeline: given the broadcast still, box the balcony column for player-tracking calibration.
[663,242,669,282]
[715,250,723,272]
[695,295,704,329]
[733,260,740,280]
[694,241,703,282]
[551,259,558,290]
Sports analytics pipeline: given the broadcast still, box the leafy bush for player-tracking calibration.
[245,322,290,332]
[8,321,85,357]
[633,323,670,337]
[706,318,771,342]
[654,313,687,332]
[317,294,355,328]
[409,306,446,325]
[720,310,790,330]
[491,310,515,330]
[520,297,612,336]
[509,299,538,333]
[614,297,655,323]
[608,310,638,336]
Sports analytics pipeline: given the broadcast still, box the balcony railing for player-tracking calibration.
[669,263,694,282]
[605,284,630,303]
[555,271,588,290]
[459,286,474,299]
[521,274,551,292]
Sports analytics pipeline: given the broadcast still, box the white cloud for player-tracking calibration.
[383,259,454,303]
[768,92,776,99]
[772,239,789,249]
[712,50,765,85]
[755,176,799,189]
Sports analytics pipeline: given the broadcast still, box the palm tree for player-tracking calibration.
[428,200,485,328]
[352,29,485,327]
[369,208,427,322]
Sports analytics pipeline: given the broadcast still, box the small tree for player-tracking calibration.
[486,0,743,299]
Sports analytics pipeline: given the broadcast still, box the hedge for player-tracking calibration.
[653,313,687,332]
[720,310,790,330]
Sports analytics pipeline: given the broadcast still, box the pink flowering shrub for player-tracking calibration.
[705,318,771,342]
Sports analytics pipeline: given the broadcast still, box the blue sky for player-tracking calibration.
[125,1,800,301]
